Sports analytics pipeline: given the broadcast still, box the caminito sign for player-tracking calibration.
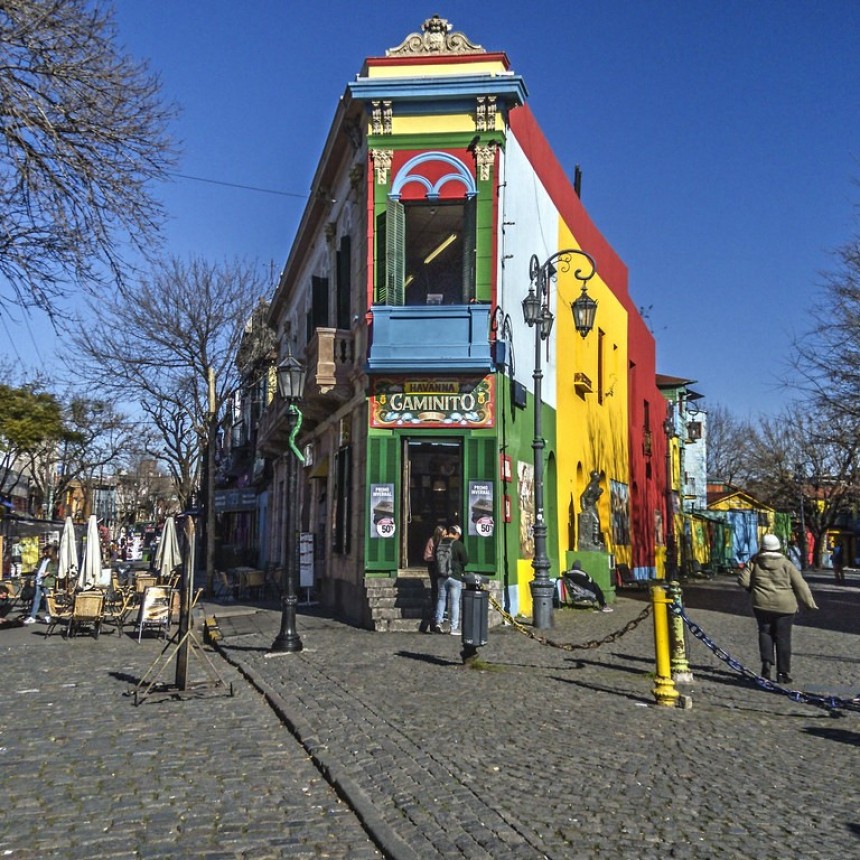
[370,376,495,429]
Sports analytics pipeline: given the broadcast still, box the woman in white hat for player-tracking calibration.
[738,533,818,684]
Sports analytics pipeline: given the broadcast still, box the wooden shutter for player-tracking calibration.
[375,210,386,304]
[463,435,497,571]
[336,236,351,330]
[385,198,405,306]
[461,196,477,302]
[365,434,399,570]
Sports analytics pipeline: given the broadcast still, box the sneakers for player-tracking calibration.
[430,624,443,634]
[40,615,52,624]
[777,672,793,685]
[449,628,461,636]
[22,617,36,625]
[600,606,614,613]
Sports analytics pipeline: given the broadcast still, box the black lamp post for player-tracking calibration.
[271,350,308,653]
[794,462,807,571]
[522,249,597,629]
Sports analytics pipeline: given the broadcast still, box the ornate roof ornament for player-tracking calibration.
[386,15,484,56]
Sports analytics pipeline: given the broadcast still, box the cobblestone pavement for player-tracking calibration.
[0,614,381,859]
[2,571,858,859]
[213,571,859,860]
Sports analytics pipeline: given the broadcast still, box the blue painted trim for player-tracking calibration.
[348,74,528,106]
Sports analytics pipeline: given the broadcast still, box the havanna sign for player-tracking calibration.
[370,376,494,428]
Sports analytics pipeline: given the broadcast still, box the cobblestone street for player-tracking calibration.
[2,571,858,858]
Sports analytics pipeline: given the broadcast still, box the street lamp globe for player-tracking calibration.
[571,287,598,338]
[277,351,307,402]
[522,287,541,327]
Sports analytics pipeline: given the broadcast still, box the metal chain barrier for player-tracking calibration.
[674,604,860,716]
[487,593,652,652]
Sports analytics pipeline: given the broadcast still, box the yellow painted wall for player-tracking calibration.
[366,60,509,79]
[552,222,630,568]
[517,558,534,618]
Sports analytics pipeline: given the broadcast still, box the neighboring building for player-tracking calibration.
[258,17,669,627]
[707,484,774,566]
[657,375,711,575]
[215,300,278,569]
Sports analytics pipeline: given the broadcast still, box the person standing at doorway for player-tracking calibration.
[432,525,468,635]
[420,526,445,633]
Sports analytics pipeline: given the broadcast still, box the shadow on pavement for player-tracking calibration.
[395,650,463,668]
[802,726,860,747]
[551,673,652,705]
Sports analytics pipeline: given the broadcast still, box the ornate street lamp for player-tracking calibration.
[523,249,597,629]
[271,349,307,653]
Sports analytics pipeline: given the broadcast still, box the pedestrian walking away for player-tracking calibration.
[738,533,818,684]
[432,524,468,635]
[563,561,613,611]
[830,543,845,585]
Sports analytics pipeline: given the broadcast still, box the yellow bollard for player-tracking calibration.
[667,580,694,684]
[651,583,680,707]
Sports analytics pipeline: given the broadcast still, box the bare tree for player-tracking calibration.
[741,407,860,564]
[0,0,176,314]
[703,403,754,486]
[73,255,270,591]
[792,235,860,419]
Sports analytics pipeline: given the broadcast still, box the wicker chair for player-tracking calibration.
[44,592,74,637]
[102,588,134,637]
[68,590,105,639]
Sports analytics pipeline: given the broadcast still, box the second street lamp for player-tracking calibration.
[271,350,308,654]
[523,249,597,630]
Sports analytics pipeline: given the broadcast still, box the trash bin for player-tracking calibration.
[461,573,488,647]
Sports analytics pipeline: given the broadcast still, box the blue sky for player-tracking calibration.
[8,1,860,418]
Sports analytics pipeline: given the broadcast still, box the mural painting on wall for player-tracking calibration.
[610,480,630,546]
[370,376,495,428]
[517,461,534,559]
[578,470,605,551]
[468,481,494,537]
[370,484,395,539]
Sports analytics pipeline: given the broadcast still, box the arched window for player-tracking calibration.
[377,152,477,306]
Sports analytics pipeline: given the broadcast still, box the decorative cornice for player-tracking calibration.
[371,100,392,135]
[476,95,497,132]
[370,148,393,185]
[474,144,495,182]
[386,15,484,56]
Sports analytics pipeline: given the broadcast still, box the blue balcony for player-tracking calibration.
[366,304,494,374]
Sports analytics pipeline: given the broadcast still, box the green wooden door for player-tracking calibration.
[366,434,399,571]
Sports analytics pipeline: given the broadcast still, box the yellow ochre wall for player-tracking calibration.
[553,222,630,570]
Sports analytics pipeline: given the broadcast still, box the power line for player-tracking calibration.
[169,171,310,200]
[0,314,23,365]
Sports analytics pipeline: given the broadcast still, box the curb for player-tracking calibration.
[216,639,419,860]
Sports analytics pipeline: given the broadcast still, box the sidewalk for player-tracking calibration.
[211,571,859,859]
[1,571,858,858]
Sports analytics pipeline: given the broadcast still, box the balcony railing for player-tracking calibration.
[367,304,493,374]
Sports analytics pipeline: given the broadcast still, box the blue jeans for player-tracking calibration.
[29,581,46,619]
[435,576,463,630]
